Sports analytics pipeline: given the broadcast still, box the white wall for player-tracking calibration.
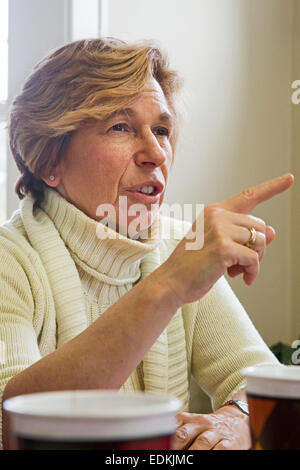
[108,0,295,346]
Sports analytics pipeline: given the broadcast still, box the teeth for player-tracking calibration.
[137,185,155,195]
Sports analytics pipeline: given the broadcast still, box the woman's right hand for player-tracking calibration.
[158,174,294,307]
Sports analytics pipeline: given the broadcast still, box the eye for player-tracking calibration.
[110,123,129,132]
[154,127,170,137]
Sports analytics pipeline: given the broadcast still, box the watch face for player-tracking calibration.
[236,400,249,414]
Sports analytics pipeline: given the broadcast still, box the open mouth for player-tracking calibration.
[127,180,164,198]
[135,185,159,196]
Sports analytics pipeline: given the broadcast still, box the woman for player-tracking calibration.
[0,38,293,450]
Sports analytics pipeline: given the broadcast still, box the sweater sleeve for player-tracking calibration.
[191,275,279,411]
[0,239,41,449]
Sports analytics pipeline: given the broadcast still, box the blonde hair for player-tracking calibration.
[8,37,182,206]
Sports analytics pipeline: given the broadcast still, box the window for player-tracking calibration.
[0,0,8,223]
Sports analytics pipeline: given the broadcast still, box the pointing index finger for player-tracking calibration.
[218,173,294,214]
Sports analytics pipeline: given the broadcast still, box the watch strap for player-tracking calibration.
[219,399,249,416]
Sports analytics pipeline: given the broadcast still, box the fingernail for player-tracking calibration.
[282,173,294,181]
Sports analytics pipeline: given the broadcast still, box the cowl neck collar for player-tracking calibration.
[40,187,161,286]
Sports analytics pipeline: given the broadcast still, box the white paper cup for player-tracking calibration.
[241,364,300,450]
[3,390,182,450]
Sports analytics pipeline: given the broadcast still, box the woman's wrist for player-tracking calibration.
[147,264,184,312]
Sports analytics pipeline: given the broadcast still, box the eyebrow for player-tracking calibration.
[106,107,174,124]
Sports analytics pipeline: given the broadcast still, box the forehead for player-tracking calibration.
[140,76,166,96]
[129,76,170,110]
[101,76,173,126]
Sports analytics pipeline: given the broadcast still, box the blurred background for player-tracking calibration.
[0,1,299,375]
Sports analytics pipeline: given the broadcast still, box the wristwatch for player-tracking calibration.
[219,399,249,416]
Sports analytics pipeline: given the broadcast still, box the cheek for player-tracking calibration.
[78,143,129,183]
[95,155,130,190]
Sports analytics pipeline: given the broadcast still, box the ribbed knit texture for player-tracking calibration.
[0,187,279,449]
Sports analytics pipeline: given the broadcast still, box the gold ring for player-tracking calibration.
[244,227,257,249]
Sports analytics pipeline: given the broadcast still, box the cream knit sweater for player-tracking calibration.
[0,187,278,448]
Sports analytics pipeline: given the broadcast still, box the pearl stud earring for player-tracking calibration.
[49,175,55,181]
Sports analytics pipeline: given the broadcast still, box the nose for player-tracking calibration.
[134,129,168,168]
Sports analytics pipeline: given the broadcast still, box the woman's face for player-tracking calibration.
[46,76,174,237]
